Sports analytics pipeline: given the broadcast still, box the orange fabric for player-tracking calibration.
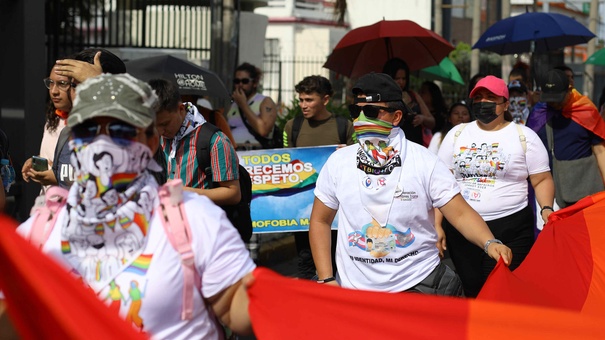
[562,89,605,140]
[0,214,148,339]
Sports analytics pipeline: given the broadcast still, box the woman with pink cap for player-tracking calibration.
[436,75,555,297]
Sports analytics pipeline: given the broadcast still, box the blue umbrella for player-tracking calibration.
[472,12,595,55]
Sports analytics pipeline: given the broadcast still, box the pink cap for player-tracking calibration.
[469,75,509,100]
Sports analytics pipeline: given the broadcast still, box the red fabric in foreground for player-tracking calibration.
[248,267,470,340]
[0,214,147,339]
[478,192,605,314]
[248,192,605,339]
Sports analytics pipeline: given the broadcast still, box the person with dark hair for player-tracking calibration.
[3,73,255,338]
[381,58,435,146]
[309,72,512,296]
[53,48,127,82]
[419,81,447,133]
[527,69,605,208]
[22,59,77,190]
[149,78,241,206]
[428,101,471,154]
[23,49,127,189]
[283,75,355,279]
[437,75,554,297]
[226,62,279,150]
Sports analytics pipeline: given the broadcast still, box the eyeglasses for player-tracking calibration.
[233,78,252,85]
[43,77,76,91]
[348,104,397,119]
[71,121,140,146]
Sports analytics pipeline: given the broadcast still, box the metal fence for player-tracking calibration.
[46,0,214,71]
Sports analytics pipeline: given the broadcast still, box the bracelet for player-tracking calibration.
[540,206,554,215]
[484,239,503,254]
[317,277,336,284]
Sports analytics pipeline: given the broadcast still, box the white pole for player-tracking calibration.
[501,0,511,82]
[471,0,481,77]
[584,0,598,98]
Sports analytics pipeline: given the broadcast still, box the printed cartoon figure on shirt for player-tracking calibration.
[348,218,415,258]
[453,141,511,182]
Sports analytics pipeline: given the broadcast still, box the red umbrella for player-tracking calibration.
[323,20,454,79]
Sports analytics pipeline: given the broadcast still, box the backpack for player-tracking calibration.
[196,123,253,243]
[28,179,200,320]
[239,110,283,149]
[0,128,15,193]
[290,115,349,147]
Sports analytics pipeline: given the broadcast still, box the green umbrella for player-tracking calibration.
[585,48,605,66]
[418,57,464,85]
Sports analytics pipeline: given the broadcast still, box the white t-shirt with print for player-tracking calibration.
[16,192,255,340]
[437,121,549,221]
[314,137,460,292]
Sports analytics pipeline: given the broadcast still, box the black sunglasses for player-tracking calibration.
[348,104,397,119]
[233,78,252,85]
[71,121,140,146]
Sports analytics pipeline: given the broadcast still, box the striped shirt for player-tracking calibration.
[161,125,239,189]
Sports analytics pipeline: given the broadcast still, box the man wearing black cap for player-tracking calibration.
[309,72,512,295]
[527,69,605,208]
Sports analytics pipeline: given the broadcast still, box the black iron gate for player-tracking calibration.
[45,0,216,71]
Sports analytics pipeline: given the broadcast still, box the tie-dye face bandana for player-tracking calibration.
[354,111,406,227]
[62,135,159,292]
[353,111,399,168]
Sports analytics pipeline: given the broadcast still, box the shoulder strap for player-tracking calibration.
[515,123,527,154]
[453,122,468,147]
[291,115,305,148]
[335,115,348,144]
[196,123,221,188]
[53,127,71,173]
[28,186,69,250]
[157,179,201,320]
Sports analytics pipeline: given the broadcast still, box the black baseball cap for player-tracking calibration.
[540,69,570,103]
[352,73,403,103]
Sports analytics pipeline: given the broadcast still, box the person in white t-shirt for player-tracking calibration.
[1,74,255,339]
[309,73,512,295]
[437,75,554,297]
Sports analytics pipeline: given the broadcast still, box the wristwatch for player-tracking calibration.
[484,239,503,254]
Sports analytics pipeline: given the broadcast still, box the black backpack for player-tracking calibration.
[238,110,283,149]
[290,115,349,147]
[196,123,253,242]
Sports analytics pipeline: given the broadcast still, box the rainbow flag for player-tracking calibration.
[124,254,153,276]
[247,191,605,339]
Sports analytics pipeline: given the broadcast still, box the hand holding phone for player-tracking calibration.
[32,156,49,172]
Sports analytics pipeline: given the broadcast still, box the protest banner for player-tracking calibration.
[239,145,338,233]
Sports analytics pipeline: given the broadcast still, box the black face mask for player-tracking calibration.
[471,101,499,124]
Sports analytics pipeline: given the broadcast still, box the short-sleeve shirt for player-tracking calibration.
[437,122,550,221]
[314,135,460,292]
[161,125,239,189]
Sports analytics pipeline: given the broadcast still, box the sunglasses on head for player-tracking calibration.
[348,104,397,119]
[71,121,140,146]
[233,78,252,85]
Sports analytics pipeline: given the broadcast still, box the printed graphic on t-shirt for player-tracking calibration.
[100,254,152,332]
[453,142,511,202]
[347,219,415,258]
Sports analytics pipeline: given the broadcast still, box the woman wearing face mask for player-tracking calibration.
[435,75,555,297]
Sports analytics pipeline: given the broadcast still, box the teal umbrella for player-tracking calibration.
[418,57,464,85]
[585,48,605,66]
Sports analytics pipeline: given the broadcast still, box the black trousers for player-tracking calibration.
[444,205,535,297]
[295,230,338,280]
